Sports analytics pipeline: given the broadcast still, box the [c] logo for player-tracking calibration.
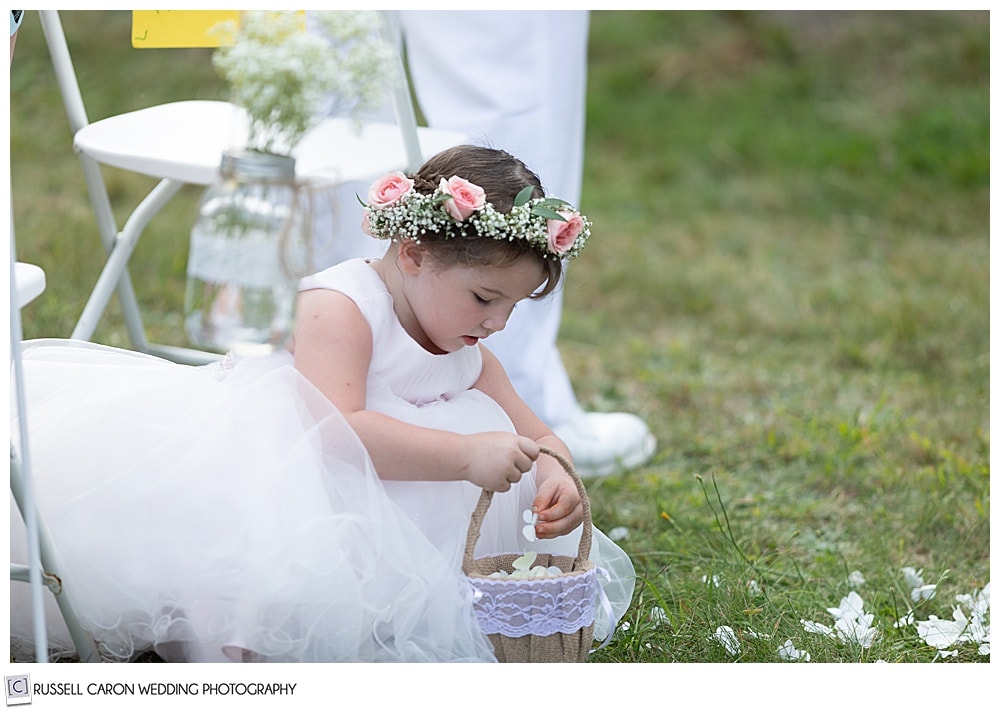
[5,675,31,706]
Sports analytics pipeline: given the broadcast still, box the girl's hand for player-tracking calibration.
[532,473,583,539]
[464,432,540,493]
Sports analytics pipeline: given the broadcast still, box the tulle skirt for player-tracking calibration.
[10,339,633,662]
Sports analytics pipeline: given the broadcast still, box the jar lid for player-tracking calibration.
[220,149,296,182]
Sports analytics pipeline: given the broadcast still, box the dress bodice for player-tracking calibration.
[298,259,483,407]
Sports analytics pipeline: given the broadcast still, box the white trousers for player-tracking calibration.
[312,10,590,427]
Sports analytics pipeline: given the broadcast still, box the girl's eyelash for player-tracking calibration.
[475,294,491,304]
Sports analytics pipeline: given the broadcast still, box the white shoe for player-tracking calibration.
[553,410,656,478]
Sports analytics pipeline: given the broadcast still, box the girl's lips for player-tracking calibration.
[462,336,479,346]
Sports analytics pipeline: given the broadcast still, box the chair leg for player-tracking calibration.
[70,176,183,344]
[10,448,101,663]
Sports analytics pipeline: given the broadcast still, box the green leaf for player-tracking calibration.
[530,205,568,221]
[513,185,535,207]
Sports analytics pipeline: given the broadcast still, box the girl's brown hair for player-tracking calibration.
[409,145,563,298]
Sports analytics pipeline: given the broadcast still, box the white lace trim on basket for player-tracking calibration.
[469,567,599,638]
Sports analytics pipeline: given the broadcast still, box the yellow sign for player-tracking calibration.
[131,11,241,48]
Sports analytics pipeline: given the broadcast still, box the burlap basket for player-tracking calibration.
[463,446,597,662]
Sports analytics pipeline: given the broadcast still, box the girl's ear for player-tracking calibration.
[397,239,426,274]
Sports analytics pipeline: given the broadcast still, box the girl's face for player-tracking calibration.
[398,248,547,355]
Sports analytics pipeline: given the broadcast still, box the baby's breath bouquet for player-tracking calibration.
[211,11,396,156]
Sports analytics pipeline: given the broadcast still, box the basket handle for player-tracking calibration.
[462,445,593,574]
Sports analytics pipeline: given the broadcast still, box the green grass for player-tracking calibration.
[10,11,989,664]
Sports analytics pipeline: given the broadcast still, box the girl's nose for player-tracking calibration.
[483,314,508,334]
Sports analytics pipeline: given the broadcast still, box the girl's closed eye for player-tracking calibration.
[475,293,492,305]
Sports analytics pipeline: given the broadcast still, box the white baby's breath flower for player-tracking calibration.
[212,11,396,155]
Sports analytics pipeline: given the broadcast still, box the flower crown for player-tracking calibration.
[360,172,591,260]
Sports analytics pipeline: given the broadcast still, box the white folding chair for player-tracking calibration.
[9,217,101,663]
[37,10,463,364]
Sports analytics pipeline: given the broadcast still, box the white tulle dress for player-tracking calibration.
[9,258,635,663]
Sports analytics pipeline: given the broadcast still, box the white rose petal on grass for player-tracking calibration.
[608,526,629,541]
[777,639,811,662]
[649,606,670,627]
[713,626,741,656]
[848,570,866,587]
[911,584,938,602]
[801,619,835,638]
[827,591,866,620]
[901,566,926,589]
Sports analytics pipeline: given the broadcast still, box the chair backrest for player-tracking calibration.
[38,10,424,172]
[37,11,90,136]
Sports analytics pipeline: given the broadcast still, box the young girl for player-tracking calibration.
[10,145,635,662]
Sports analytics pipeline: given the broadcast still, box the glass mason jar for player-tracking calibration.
[185,149,310,356]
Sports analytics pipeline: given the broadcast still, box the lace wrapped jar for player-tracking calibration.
[185,149,310,356]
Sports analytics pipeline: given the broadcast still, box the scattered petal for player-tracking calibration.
[608,526,629,541]
[713,626,741,656]
[801,619,835,638]
[649,607,669,627]
[848,570,866,587]
[911,584,937,602]
[746,579,763,596]
[901,567,925,589]
[827,591,866,621]
[702,574,721,587]
[777,639,811,662]
[916,615,964,649]
[834,613,879,648]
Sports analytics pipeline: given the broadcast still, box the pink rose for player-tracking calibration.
[368,171,413,208]
[439,176,486,221]
[547,212,584,255]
